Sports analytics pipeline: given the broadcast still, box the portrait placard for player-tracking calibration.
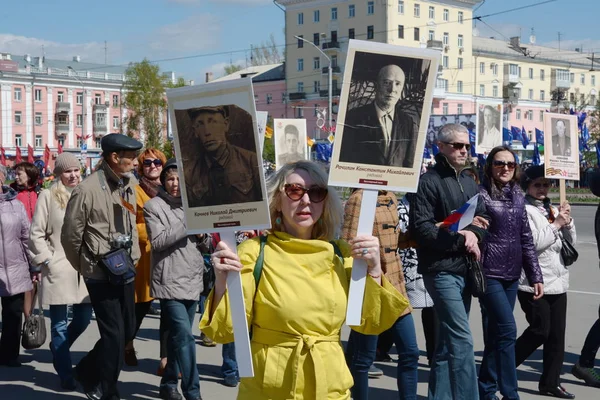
[256,111,268,155]
[328,40,440,192]
[274,118,307,169]
[543,113,580,180]
[475,102,503,154]
[166,79,271,233]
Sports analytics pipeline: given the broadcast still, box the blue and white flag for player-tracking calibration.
[503,128,513,145]
[535,128,544,146]
[533,144,541,165]
[521,126,530,148]
[468,129,477,157]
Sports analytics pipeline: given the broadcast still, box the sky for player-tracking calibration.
[0,0,597,83]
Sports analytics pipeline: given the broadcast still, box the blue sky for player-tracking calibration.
[0,0,597,83]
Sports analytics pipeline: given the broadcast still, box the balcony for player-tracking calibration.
[322,41,340,50]
[319,88,342,97]
[433,78,447,99]
[55,121,69,136]
[503,64,520,85]
[93,103,108,137]
[55,102,70,113]
[551,68,571,90]
[288,92,306,101]
[322,66,341,74]
[427,40,443,51]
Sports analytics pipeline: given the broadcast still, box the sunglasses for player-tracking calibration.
[533,182,550,188]
[492,160,517,170]
[443,142,471,151]
[283,183,328,203]
[142,159,163,167]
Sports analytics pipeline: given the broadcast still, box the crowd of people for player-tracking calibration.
[0,125,599,400]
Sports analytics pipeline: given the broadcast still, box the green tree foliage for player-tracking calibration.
[224,64,243,75]
[251,34,282,66]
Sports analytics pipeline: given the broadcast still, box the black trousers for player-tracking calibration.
[132,300,168,359]
[0,293,25,363]
[515,291,568,388]
[77,281,135,399]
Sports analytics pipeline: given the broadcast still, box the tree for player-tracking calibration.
[224,64,243,75]
[251,33,282,66]
[166,76,187,89]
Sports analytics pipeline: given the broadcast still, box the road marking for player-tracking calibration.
[568,290,600,296]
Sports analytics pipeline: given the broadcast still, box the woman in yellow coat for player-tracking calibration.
[201,160,408,399]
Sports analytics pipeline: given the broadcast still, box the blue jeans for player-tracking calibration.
[346,314,419,400]
[161,299,200,400]
[49,303,93,381]
[579,304,600,368]
[423,272,478,400]
[478,278,519,400]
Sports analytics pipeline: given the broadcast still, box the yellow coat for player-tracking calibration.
[134,185,153,303]
[200,232,408,400]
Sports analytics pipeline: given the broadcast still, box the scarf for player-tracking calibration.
[139,176,160,199]
[157,186,183,207]
[525,195,555,222]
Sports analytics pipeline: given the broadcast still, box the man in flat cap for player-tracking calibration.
[62,133,142,400]
[186,106,262,207]
[277,124,305,167]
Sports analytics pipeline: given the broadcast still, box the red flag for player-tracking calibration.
[44,144,50,166]
[15,146,22,164]
[0,147,6,166]
[27,145,34,163]
[57,142,63,154]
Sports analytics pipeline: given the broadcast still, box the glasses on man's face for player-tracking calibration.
[533,182,550,188]
[143,159,163,167]
[283,183,328,203]
[442,142,471,151]
[492,160,517,170]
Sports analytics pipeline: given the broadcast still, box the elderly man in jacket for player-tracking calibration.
[62,133,142,400]
[409,123,489,400]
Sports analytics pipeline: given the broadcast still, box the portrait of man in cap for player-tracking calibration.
[183,105,262,207]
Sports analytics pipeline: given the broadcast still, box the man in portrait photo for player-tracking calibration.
[552,119,572,157]
[278,124,305,166]
[339,64,417,168]
[478,105,501,150]
[185,106,262,207]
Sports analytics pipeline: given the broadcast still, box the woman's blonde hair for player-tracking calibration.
[267,160,343,241]
[50,177,79,209]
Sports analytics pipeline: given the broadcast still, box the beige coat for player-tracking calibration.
[29,188,90,305]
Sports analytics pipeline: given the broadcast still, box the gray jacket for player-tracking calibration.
[144,189,203,300]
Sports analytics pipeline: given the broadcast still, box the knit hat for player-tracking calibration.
[520,164,545,191]
[160,158,178,186]
[53,152,81,175]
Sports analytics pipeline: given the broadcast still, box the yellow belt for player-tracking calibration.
[251,325,340,400]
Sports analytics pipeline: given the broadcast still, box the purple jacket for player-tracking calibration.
[0,186,32,297]
[479,183,543,284]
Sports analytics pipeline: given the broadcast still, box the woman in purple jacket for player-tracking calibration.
[477,146,544,400]
[0,183,33,367]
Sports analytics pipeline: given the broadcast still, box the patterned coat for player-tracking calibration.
[342,189,412,317]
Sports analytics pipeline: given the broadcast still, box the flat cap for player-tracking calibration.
[101,134,143,154]
[188,106,228,121]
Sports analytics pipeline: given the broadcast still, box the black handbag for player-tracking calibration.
[560,237,578,267]
[466,255,487,298]
[201,255,215,297]
[21,282,47,350]
[98,248,136,286]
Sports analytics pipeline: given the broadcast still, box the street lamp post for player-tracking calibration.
[294,35,333,131]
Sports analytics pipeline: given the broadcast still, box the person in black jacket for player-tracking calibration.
[409,123,489,399]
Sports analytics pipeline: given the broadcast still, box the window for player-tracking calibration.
[76,92,83,105]
[367,25,374,40]
[15,134,22,147]
[77,137,83,148]
[112,95,119,107]
[592,94,597,105]
[313,57,320,70]
[58,137,64,148]
[480,62,485,74]
[398,1,404,14]
[414,27,420,41]
[367,1,374,15]
[34,88,42,102]
[297,58,304,71]
[516,109,521,120]
[282,92,287,103]
[480,85,485,97]
[492,64,498,75]
[540,69,545,81]
[457,34,463,48]
[581,74,586,84]
[570,92,575,102]
[95,138,101,148]
[398,25,404,39]
[14,87,21,101]
[296,107,304,118]
[14,111,22,124]
[458,11,464,23]
[77,114,83,127]
[593,75,596,86]
[57,114,68,125]
[349,4,355,18]
[540,90,545,101]
[297,82,304,92]
[349,28,355,39]
[457,103,463,114]
[266,93,273,104]
[528,89,533,100]
[528,110,533,121]
[331,7,337,20]
[515,88,522,98]
[313,104,319,117]
[35,135,42,147]
[313,33,319,45]
[113,116,119,129]
[443,9,449,21]
[509,64,519,76]
[457,58,463,70]
[94,93,102,105]
[570,73,575,83]
[442,103,448,115]
[332,55,338,68]
[414,3,420,17]
[58,91,64,102]
[297,35,304,48]
[428,6,435,19]
[457,81,463,93]
[443,32,449,45]
[529,68,534,79]
[540,111,544,122]
[428,30,434,41]
[35,112,42,125]
[493,85,499,97]
[442,56,449,68]
[298,12,304,25]
[313,81,320,93]
[313,10,319,22]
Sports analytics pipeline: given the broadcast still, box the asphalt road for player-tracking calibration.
[1,205,600,399]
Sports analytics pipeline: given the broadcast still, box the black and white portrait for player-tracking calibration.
[551,118,572,157]
[274,118,307,169]
[476,103,502,153]
[427,114,476,147]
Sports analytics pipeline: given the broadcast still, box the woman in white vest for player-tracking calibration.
[28,152,92,391]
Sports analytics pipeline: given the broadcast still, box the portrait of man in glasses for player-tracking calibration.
[551,118,572,157]
[477,104,502,152]
[181,105,262,207]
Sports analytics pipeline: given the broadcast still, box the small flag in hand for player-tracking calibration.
[441,194,480,232]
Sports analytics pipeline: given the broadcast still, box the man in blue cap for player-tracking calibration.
[62,133,143,400]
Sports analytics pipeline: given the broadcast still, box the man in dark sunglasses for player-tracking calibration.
[409,123,490,400]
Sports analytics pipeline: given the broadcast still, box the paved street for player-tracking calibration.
[1,205,600,399]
